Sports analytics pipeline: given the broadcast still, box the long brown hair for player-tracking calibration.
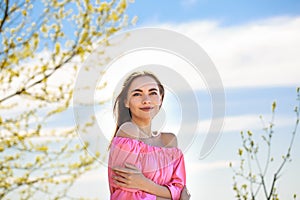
[111,71,165,143]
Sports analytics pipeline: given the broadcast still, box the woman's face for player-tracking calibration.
[125,76,162,123]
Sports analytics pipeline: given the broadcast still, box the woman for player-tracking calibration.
[108,71,191,200]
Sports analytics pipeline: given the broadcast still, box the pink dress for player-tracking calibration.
[108,136,186,200]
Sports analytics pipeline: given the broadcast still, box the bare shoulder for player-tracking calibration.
[116,122,139,139]
[160,132,178,148]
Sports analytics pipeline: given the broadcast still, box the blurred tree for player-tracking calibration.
[0,0,136,199]
[230,88,300,200]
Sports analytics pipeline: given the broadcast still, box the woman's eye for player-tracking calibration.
[150,92,158,95]
[132,93,141,96]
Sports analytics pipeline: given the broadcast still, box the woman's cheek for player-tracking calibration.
[153,97,161,105]
[130,97,140,104]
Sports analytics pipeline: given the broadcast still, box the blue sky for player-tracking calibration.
[127,0,300,26]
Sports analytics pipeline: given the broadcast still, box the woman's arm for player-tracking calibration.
[113,164,191,199]
[112,163,172,198]
[155,187,191,200]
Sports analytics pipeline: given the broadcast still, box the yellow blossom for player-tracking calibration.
[40,25,48,33]
[238,148,243,156]
[8,54,19,64]
[99,2,109,12]
[0,145,4,152]
[55,42,61,55]
[22,10,27,16]
[35,146,48,152]
[109,11,119,21]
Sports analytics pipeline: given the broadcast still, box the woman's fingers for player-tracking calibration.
[112,166,130,173]
[124,163,139,171]
[113,175,128,184]
[112,164,147,190]
[113,166,136,181]
[114,170,128,178]
[112,173,137,188]
[113,163,140,174]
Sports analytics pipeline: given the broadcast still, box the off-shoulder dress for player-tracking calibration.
[108,136,186,200]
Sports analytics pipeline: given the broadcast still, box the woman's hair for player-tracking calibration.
[111,71,165,140]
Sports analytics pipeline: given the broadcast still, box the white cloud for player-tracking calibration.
[187,160,236,173]
[90,16,300,97]
[158,16,300,88]
[197,114,294,134]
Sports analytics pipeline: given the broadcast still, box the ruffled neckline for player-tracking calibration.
[113,136,181,151]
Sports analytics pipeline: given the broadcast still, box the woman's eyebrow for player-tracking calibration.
[131,89,143,93]
[149,88,158,92]
[131,88,158,93]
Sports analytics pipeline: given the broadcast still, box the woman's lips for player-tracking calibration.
[139,107,153,112]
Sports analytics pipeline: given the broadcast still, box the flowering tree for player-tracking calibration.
[0,0,136,199]
[230,88,300,200]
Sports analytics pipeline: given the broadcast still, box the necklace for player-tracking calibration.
[151,131,160,137]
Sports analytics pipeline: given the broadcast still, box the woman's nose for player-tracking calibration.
[142,95,151,104]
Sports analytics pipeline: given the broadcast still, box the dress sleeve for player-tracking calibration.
[164,152,186,200]
[108,137,156,200]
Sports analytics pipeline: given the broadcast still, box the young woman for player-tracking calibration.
[108,71,191,200]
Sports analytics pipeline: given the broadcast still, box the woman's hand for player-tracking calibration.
[112,163,148,190]
[180,186,191,200]
[156,186,191,200]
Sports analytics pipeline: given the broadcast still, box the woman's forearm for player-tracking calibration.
[112,163,173,198]
[141,178,172,199]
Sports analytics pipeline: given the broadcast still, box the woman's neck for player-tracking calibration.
[131,119,152,137]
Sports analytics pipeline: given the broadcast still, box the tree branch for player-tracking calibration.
[0,0,9,32]
[0,50,76,104]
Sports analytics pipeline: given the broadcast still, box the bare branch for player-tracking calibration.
[0,0,9,31]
